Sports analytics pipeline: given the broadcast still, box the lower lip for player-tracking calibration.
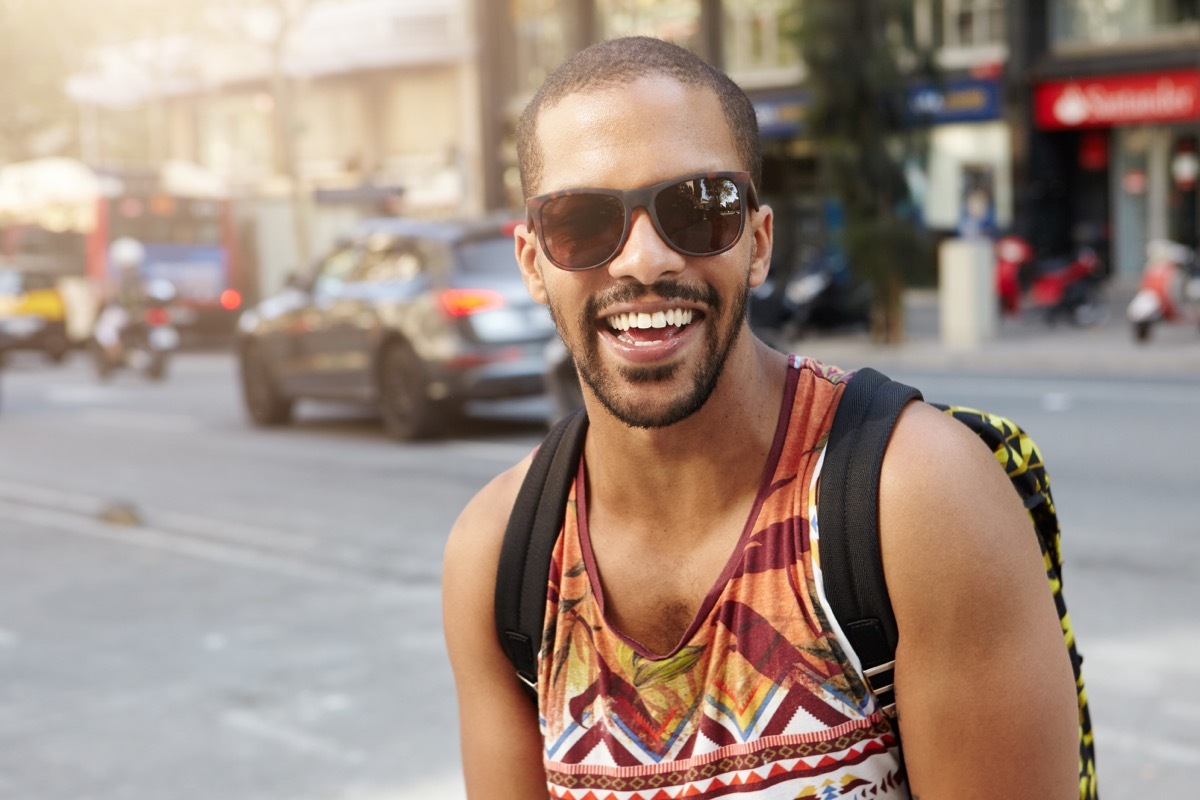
[599,321,701,364]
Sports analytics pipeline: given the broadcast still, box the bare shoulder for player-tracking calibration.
[443,454,533,597]
[442,453,550,798]
[878,400,1038,620]
[877,401,1079,799]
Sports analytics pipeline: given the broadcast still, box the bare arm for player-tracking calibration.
[880,403,1079,800]
[442,459,549,799]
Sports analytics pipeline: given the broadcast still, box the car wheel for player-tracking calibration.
[378,341,442,441]
[240,345,293,426]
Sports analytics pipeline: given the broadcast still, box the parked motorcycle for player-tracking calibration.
[749,252,870,345]
[91,279,179,381]
[995,235,1106,326]
[1126,239,1200,343]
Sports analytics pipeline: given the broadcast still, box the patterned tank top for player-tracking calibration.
[537,355,909,799]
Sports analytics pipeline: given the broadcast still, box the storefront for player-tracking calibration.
[1033,69,1200,280]
[907,74,1009,236]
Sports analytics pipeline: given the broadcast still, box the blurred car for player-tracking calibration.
[544,337,584,427]
[0,266,71,362]
[236,216,556,440]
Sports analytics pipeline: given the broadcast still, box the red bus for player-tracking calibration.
[0,158,244,338]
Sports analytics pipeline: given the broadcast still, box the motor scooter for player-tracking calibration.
[91,279,179,381]
[994,235,1105,326]
[749,252,870,345]
[1126,239,1200,343]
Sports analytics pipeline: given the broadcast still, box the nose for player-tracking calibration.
[606,208,686,285]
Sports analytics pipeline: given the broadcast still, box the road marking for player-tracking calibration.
[0,498,431,597]
[0,477,443,587]
[222,709,366,764]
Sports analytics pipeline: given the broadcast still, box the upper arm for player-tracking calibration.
[879,403,1078,800]
[442,459,549,799]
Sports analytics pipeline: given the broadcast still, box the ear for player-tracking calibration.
[747,203,773,289]
[514,222,549,305]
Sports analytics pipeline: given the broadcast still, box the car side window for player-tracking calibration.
[313,245,361,295]
[358,241,424,283]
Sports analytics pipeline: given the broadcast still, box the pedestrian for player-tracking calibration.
[442,36,1080,799]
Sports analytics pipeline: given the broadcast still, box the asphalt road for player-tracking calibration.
[0,340,1197,799]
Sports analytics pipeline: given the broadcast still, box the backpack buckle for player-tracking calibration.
[863,659,897,718]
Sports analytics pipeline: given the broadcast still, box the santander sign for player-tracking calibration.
[1035,70,1200,130]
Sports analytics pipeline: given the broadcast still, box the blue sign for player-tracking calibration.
[753,90,810,139]
[906,76,1002,125]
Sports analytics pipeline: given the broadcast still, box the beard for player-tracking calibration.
[548,275,751,429]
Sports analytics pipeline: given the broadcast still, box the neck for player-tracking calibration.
[581,335,790,524]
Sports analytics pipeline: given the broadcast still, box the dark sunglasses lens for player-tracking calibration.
[539,194,626,269]
[654,176,744,255]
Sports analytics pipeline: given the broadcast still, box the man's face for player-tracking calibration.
[515,76,772,429]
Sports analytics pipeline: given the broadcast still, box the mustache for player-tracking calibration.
[585,279,722,319]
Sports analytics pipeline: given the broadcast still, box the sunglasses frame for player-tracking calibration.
[525,170,760,271]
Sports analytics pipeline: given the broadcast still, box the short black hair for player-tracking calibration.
[516,36,762,199]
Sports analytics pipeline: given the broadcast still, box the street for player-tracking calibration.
[0,342,1198,799]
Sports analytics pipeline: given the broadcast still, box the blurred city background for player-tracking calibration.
[0,1,1199,798]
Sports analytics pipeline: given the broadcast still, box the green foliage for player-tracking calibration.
[795,0,932,341]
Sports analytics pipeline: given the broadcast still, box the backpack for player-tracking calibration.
[495,367,1097,800]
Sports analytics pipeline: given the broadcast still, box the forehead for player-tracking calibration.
[532,76,741,195]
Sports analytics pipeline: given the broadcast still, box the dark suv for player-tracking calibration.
[236,216,556,439]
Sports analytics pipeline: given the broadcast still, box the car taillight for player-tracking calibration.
[221,289,242,310]
[438,288,505,317]
[144,307,169,326]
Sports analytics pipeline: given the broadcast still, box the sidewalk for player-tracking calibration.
[791,289,1200,379]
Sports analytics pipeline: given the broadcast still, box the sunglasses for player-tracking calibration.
[526,171,759,271]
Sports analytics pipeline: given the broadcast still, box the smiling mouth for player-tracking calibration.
[602,307,699,347]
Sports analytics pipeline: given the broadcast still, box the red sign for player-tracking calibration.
[1035,70,1200,130]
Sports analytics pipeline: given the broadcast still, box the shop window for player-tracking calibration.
[596,0,701,52]
[935,0,1006,49]
[723,0,803,87]
[512,0,574,97]
[1051,0,1200,47]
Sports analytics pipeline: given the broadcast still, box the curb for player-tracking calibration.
[785,291,1200,379]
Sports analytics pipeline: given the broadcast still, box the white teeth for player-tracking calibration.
[606,308,694,331]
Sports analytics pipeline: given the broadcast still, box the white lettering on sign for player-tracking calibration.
[1052,77,1198,126]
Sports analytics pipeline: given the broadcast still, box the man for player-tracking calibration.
[443,36,1079,799]
[93,237,148,362]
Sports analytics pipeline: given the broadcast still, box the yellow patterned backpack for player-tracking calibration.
[819,367,1097,799]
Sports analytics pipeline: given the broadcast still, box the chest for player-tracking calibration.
[590,523,743,656]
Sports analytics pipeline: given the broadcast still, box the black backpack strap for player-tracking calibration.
[819,367,922,717]
[494,407,589,700]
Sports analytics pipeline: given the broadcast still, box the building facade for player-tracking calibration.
[67,0,486,297]
[493,0,1011,282]
[1014,0,1200,280]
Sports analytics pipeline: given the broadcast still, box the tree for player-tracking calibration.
[796,0,931,343]
[0,0,93,160]
[206,0,314,266]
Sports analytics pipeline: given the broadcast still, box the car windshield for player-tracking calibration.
[455,236,520,276]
